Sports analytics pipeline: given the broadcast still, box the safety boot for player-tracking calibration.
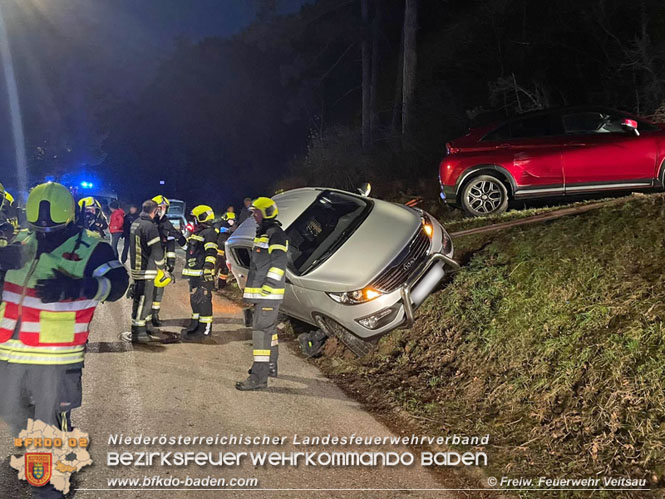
[131,326,157,344]
[236,363,269,391]
[182,319,199,335]
[151,309,162,327]
[248,363,277,378]
[182,321,212,340]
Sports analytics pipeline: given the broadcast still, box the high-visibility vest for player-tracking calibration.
[0,230,101,364]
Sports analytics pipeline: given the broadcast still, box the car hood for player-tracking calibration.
[297,200,422,292]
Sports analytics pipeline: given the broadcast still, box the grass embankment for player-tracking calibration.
[318,193,665,492]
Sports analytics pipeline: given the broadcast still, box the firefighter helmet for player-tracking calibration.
[26,182,76,232]
[154,268,172,287]
[78,196,101,212]
[250,197,278,219]
[191,205,214,223]
[152,195,170,207]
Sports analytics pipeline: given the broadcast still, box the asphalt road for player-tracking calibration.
[0,259,452,498]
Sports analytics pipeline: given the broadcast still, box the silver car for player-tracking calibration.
[225,188,458,356]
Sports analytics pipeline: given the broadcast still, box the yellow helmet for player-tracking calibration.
[251,197,278,219]
[222,211,236,220]
[78,196,101,212]
[154,268,172,287]
[152,195,170,207]
[26,182,76,232]
[191,205,214,223]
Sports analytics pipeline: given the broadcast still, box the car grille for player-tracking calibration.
[369,227,430,293]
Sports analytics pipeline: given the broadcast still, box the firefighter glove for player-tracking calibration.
[35,270,87,303]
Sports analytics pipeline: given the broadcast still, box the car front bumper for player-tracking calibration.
[311,252,459,340]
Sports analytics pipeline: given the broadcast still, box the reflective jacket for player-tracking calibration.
[243,220,288,303]
[0,229,127,365]
[182,224,218,278]
[129,214,164,280]
[157,215,186,270]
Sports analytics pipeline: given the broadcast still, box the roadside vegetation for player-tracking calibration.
[312,193,665,493]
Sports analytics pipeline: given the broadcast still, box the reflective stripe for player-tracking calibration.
[253,236,269,249]
[199,316,213,324]
[266,268,285,281]
[154,258,165,266]
[92,260,123,277]
[204,242,218,250]
[271,333,278,347]
[182,269,203,276]
[147,237,161,246]
[191,313,200,319]
[189,234,204,242]
[93,277,111,301]
[205,256,216,264]
[1,317,17,331]
[268,243,288,254]
[261,285,285,295]
[152,302,161,309]
[19,323,88,334]
[166,252,176,258]
[132,270,158,279]
[253,349,271,363]
[2,292,98,312]
[0,340,85,365]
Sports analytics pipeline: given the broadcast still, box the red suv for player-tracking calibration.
[439,106,665,216]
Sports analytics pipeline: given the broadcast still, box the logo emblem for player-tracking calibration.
[25,453,52,487]
[402,257,417,271]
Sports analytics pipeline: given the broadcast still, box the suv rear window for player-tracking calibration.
[483,114,563,140]
[286,191,372,275]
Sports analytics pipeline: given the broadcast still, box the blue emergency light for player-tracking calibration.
[80,181,94,189]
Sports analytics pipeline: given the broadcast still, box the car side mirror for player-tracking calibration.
[621,118,640,136]
[357,182,371,197]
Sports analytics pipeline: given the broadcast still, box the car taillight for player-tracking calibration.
[445,142,460,155]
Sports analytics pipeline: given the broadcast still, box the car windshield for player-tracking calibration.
[286,190,372,275]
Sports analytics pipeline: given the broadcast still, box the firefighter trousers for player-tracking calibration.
[188,277,213,325]
[251,303,280,377]
[131,279,155,328]
[152,285,164,312]
[0,362,82,498]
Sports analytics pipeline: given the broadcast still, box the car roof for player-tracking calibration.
[273,187,366,228]
[482,105,646,130]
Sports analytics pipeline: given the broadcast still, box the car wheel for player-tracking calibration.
[460,175,508,217]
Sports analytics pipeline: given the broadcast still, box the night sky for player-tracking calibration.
[0,0,311,191]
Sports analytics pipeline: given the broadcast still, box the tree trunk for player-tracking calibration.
[369,0,381,143]
[361,0,371,152]
[391,10,404,136]
[401,0,417,136]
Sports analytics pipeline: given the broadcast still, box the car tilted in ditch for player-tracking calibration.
[225,187,458,356]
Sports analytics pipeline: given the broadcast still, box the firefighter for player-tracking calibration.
[150,195,186,327]
[181,205,217,338]
[128,199,170,343]
[78,196,108,237]
[0,182,15,247]
[214,222,232,290]
[236,197,288,391]
[2,189,20,235]
[0,182,128,499]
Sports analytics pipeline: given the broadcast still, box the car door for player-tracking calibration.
[486,113,565,196]
[561,110,659,192]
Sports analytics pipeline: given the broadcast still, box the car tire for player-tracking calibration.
[460,175,509,217]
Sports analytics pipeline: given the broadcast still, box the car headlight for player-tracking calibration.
[422,214,433,239]
[327,287,383,305]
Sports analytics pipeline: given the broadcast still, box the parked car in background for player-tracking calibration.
[225,187,458,356]
[439,106,665,216]
[166,198,187,232]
